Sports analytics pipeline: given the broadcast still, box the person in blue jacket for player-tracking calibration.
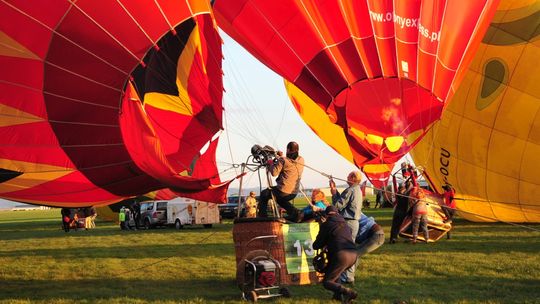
[301,188,329,221]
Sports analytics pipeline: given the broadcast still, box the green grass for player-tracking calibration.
[0,209,539,304]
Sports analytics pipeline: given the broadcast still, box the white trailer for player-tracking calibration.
[166,197,220,229]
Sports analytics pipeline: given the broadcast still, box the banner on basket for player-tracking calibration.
[281,222,320,274]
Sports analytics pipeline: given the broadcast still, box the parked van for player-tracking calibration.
[166,197,220,229]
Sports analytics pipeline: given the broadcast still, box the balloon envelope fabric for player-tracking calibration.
[0,0,227,207]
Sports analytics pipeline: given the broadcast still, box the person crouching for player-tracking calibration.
[313,206,358,303]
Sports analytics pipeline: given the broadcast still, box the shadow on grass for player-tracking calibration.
[0,220,234,241]
[0,275,538,303]
[2,243,236,259]
[0,278,242,302]
[3,235,539,260]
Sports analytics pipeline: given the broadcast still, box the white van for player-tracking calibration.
[166,197,220,229]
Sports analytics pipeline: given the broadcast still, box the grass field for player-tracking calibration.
[0,208,539,304]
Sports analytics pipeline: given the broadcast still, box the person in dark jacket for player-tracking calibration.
[132,202,141,229]
[389,184,411,243]
[313,206,358,303]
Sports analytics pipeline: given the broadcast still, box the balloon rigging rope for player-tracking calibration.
[118,229,224,277]
[221,158,540,232]
[216,155,540,230]
[248,1,334,99]
[220,45,277,146]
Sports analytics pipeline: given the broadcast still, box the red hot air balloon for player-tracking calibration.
[0,0,228,207]
[215,0,499,185]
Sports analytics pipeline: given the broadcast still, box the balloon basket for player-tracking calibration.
[399,203,452,242]
[233,218,321,288]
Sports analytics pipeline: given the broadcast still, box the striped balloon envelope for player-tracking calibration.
[0,0,228,207]
[215,0,499,187]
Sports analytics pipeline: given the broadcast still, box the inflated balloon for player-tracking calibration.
[215,0,499,185]
[410,0,540,222]
[0,0,228,207]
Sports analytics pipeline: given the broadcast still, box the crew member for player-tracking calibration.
[313,206,358,303]
[330,171,363,284]
[258,141,304,222]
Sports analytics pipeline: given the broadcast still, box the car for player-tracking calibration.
[219,195,260,219]
[139,200,167,229]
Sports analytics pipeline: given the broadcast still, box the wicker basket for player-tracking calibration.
[233,217,321,286]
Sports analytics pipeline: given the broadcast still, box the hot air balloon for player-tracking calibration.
[0,0,228,207]
[410,0,540,222]
[214,0,499,187]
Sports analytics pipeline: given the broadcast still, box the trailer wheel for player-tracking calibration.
[203,224,213,228]
[246,290,257,302]
[175,219,183,230]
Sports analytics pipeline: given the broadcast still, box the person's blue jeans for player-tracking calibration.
[340,219,359,283]
[340,229,385,283]
[357,230,385,257]
[412,214,429,241]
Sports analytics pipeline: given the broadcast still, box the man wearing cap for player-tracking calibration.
[313,206,358,303]
[330,170,363,284]
[245,191,258,218]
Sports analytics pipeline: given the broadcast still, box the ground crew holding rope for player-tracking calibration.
[329,171,363,284]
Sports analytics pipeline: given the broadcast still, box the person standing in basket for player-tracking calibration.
[313,206,358,303]
[330,171,363,284]
[258,141,304,222]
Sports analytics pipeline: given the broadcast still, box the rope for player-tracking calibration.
[390,190,540,232]
[298,184,314,207]
[224,157,540,232]
[118,229,222,277]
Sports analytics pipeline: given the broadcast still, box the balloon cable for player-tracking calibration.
[117,229,223,277]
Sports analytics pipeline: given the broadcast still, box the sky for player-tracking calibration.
[216,33,360,192]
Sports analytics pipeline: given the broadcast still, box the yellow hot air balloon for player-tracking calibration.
[410,0,540,222]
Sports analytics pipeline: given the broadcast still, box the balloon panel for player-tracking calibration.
[410,0,540,222]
